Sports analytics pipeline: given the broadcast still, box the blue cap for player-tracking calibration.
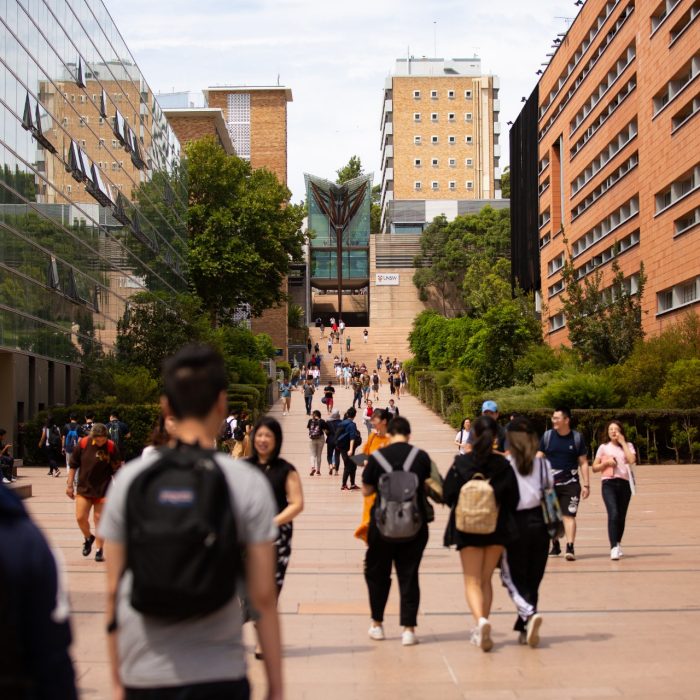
[481,400,498,413]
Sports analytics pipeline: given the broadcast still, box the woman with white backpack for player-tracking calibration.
[443,415,519,652]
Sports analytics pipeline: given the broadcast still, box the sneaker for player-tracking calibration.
[470,628,481,647]
[94,548,105,562]
[54,470,60,478]
[401,630,418,646]
[617,543,624,557]
[478,617,493,652]
[47,470,53,476]
[368,625,385,641]
[549,540,561,557]
[309,469,316,476]
[341,485,348,491]
[2,478,10,484]
[526,613,542,648]
[565,543,576,561]
[610,546,620,561]
[518,631,527,645]
[82,534,96,557]
[350,485,361,490]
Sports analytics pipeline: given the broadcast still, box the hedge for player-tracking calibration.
[405,366,700,463]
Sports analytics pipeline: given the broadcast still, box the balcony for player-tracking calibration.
[493,122,501,134]
[494,145,501,157]
[493,99,500,112]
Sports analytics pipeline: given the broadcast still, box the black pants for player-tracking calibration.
[1,455,13,480]
[304,395,313,414]
[326,443,339,469]
[501,507,550,632]
[602,478,632,547]
[365,525,429,627]
[126,678,249,700]
[340,449,356,486]
[353,390,363,408]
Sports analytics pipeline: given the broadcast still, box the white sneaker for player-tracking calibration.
[470,628,481,647]
[526,613,542,648]
[617,543,624,557]
[401,630,418,646]
[610,546,620,561]
[478,617,493,652]
[368,625,385,641]
[2,478,10,484]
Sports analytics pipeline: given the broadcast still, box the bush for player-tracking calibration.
[227,356,267,385]
[543,373,621,409]
[112,366,160,404]
[658,358,700,408]
[513,343,563,384]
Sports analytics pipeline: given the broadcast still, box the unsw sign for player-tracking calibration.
[375,273,400,286]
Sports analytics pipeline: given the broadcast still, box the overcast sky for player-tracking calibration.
[106,0,580,201]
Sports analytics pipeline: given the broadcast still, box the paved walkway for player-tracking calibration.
[20,380,700,699]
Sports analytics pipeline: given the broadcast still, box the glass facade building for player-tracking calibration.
[0,0,187,441]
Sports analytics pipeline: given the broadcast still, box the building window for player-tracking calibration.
[414,112,421,122]
[466,180,474,190]
[227,92,251,160]
[465,112,473,121]
[62,117,69,126]
[465,89,473,99]
[413,90,421,99]
[431,90,438,99]
[449,181,456,190]
[657,276,700,314]
[655,165,700,214]
[431,181,439,190]
[98,138,104,148]
[466,158,473,167]
[448,90,455,99]
[431,113,438,121]
[449,158,456,167]
[674,207,700,236]
[449,135,456,144]
[651,0,682,33]
[414,135,422,145]
[549,313,566,332]
[669,2,700,44]
[414,181,422,191]
[652,55,700,115]
[672,95,700,132]
[548,279,565,298]
[79,116,87,127]
[431,158,439,167]
[465,135,473,144]
[572,196,640,257]
[548,252,565,276]
[112,162,118,170]
[66,184,72,194]
[414,158,422,167]
[431,135,439,144]
[448,112,456,121]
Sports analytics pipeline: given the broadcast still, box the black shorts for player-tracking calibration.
[555,482,581,517]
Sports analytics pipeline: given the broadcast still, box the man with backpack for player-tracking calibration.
[537,407,589,561]
[107,411,131,465]
[99,344,282,700]
[62,414,82,469]
[336,408,362,491]
[361,417,432,646]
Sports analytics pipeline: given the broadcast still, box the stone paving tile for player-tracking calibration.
[18,376,700,699]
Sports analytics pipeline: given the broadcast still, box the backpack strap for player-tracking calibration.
[402,446,420,473]
[543,429,552,452]
[573,430,582,454]
[373,446,420,474]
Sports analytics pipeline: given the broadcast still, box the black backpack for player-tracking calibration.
[125,445,241,620]
[47,425,62,449]
[220,419,233,441]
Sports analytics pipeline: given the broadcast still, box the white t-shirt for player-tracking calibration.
[508,455,553,511]
[99,452,277,688]
[455,429,470,454]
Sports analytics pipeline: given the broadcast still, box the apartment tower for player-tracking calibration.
[511,0,700,343]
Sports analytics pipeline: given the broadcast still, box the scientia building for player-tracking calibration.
[0,0,187,447]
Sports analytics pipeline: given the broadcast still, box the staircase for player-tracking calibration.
[375,234,427,269]
[307,323,414,382]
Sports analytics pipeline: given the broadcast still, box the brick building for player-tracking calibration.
[511,0,700,344]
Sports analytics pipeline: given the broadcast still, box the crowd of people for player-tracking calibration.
[1,333,640,698]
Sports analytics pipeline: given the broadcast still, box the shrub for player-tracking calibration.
[227,356,267,385]
[658,358,700,408]
[513,343,563,385]
[112,366,160,404]
[543,373,621,409]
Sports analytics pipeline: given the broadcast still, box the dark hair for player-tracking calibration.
[148,414,170,448]
[604,420,625,443]
[162,344,227,419]
[345,407,357,419]
[85,412,94,420]
[388,416,411,436]
[506,416,538,475]
[312,410,321,419]
[554,407,572,420]
[373,408,389,423]
[43,415,55,428]
[0,428,6,437]
[69,414,78,421]
[250,416,283,464]
[471,415,498,464]
[109,410,120,420]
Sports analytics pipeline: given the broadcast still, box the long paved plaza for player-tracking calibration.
[20,378,700,699]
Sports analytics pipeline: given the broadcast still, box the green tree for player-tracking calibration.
[559,240,646,365]
[658,358,700,408]
[462,257,512,317]
[336,155,364,184]
[371,183,381,234]
[185,136,305,325]
[500,166,510,199]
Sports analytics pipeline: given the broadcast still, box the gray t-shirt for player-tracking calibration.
[99,451,278,689]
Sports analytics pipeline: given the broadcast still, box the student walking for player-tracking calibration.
[323,381,336,414]
[67,423,121,562]
[100,345,284,698]
[443,416,520,652]
[454,418,472,455]
[371,370,381,401]
[308,410,327,476]
[336,408,362,490]
[362,417,432,646]
[538,407,589,560]
[387,399,399,419]
[499,417,551,647]
[363,329,369,344]
[325,410,342,475]
[592,420,636,560]
[303,379,315,416]
[39,416,62,477]
[279,377,293,415]
[363,400,375,437]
